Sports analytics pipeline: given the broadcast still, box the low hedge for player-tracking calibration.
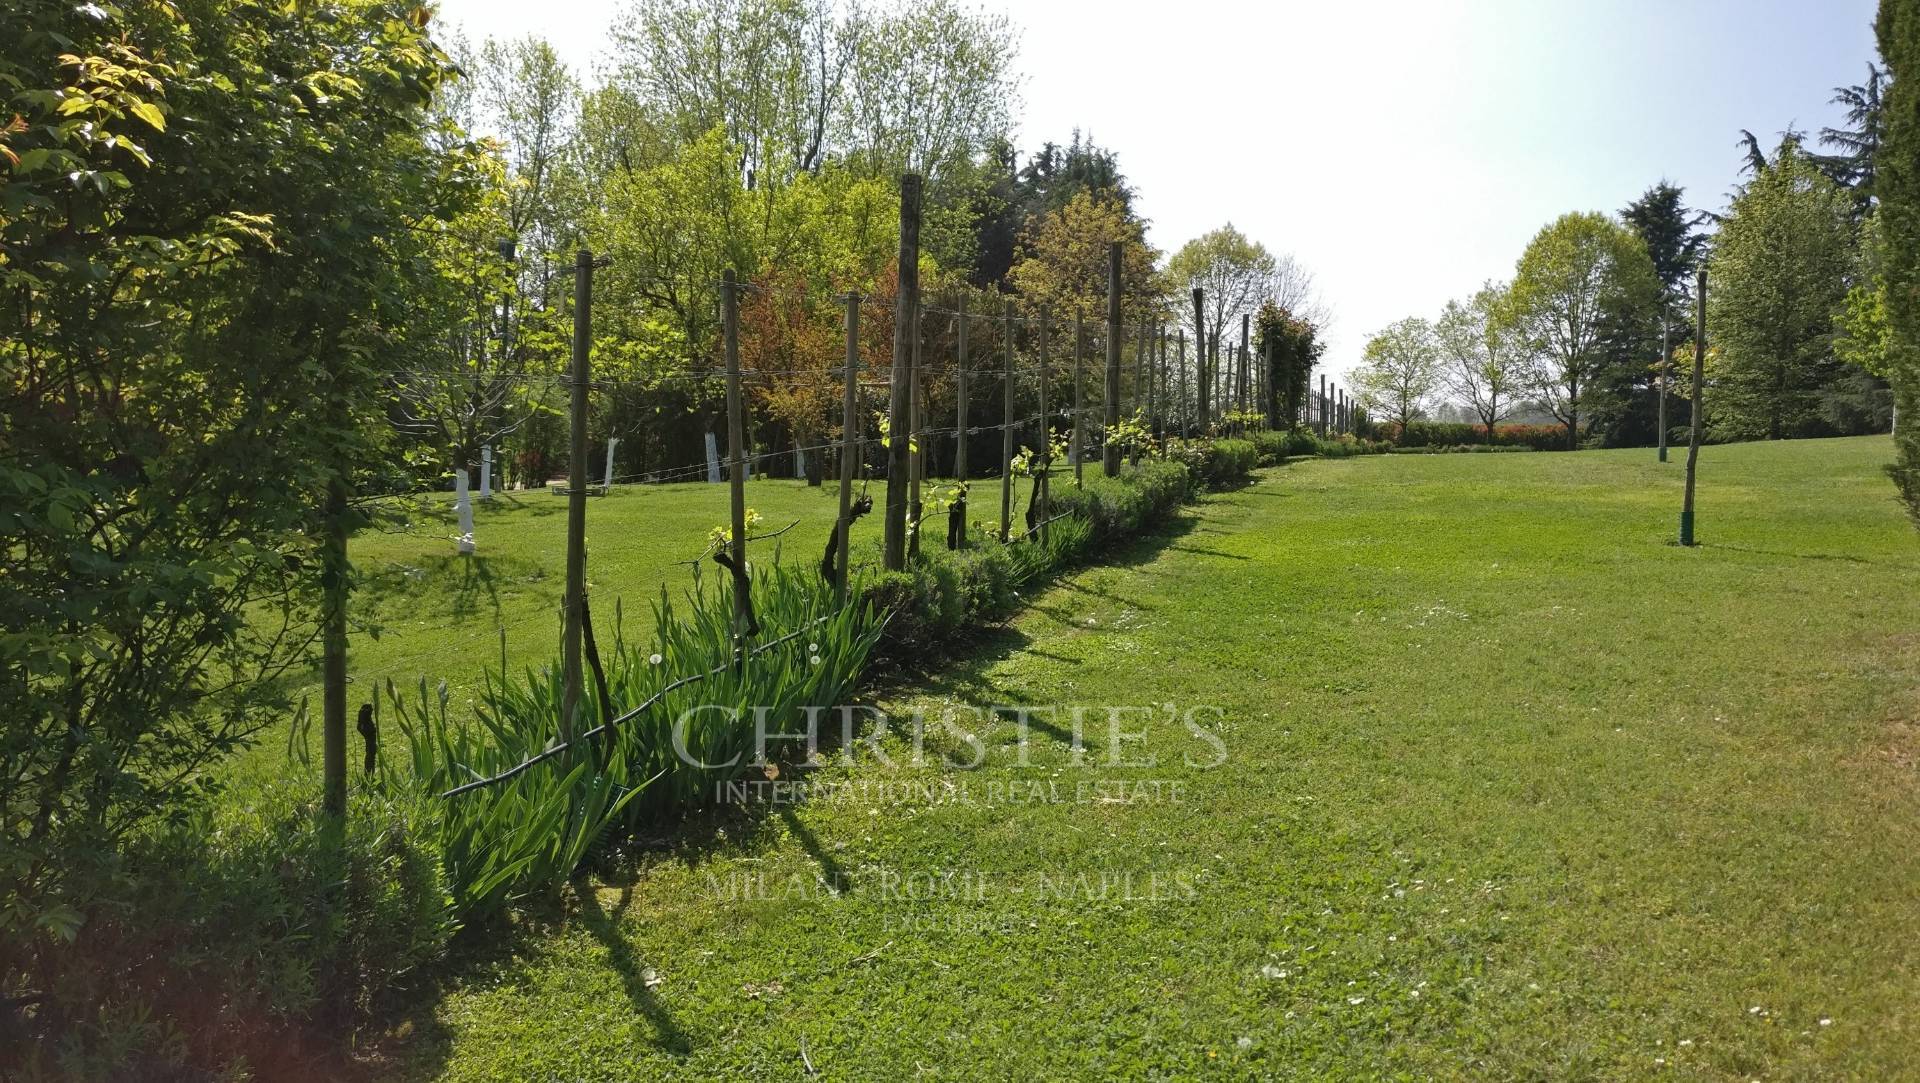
[1169,437,1258,487]
[1387,443,1535,454]
[1388,421,1573,451]
[863,459,1194,654]
[1249,429,1393,463]
[22,788,452,1079]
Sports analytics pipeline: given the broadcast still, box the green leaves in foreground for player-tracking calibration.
[388,564,882,918]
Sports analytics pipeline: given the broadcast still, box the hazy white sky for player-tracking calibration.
[434,0,1879,382]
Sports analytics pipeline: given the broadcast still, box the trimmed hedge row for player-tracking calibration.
[1249,429,1394,463]
[863,459,1195,653]
[1388,421,1572,450]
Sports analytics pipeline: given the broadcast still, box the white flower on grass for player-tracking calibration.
[1678,1039,1693,1047]
[1819,1017,1833,1027]
[808,642,819,652]
[1236,1036,1252,1050]
[809,654,822,665]
[1347,996,1366,1006]
[648,652,663,665]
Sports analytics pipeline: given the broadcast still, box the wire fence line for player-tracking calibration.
[343,200,1366,819]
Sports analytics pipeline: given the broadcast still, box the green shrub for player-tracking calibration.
[862,462,1183,656]
[1168,438,1257,488]
[1386,421,1570,451]
[1248,429,1391,463]
[1051,460,1192,543]
[16,787,451,1080]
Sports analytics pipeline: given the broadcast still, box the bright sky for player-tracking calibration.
[434,0,1880,384]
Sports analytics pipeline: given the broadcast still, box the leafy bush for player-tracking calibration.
[1388,444,1535,454]
[1168,438,1258,488]
[1050,461,1192,543]
[11,787,451,1080]
[863,462,1179,655]
[1248,430,1392,463]
[1388,421,1571,451]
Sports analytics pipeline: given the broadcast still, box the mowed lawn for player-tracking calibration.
[388,437,1920,1081]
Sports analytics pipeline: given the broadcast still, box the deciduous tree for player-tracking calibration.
[1357,317,1441,437]
[1510,212,1660,449]
[1435,284,1525,442]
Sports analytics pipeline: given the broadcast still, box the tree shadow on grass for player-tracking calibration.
[1701,542,1895,567]
[575,882,694,1055]
[780,805,853,894]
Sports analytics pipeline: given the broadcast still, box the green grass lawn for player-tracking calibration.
[377,436,1918,1080]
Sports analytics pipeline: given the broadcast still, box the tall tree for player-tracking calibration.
[1257,302,1324,430]
[1707,143,1856,440]
[470,36,580,303]
[1435,283,1526,441]
[1356,317,1441,437]
[1621,182,1707,299]
[1007,189,1158,319]
[1812,62,1890,213]
[1598,182,1708,446]
[1876,0,1920,522]
[1,0,467,994]
[1511,212,1661,449]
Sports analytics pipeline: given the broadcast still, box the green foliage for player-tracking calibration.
[1510,211,1661,448]
[15,787,450,1079]
[1436,283,1528,440]
[1167,438,1258,489]
[1050,461,1193,543]
[1357,317,1443,435]
[1619,182,1706,298]
[1,0,469,995]
[1873,0,1920,523]
[864,461,1191,652]
[390,564,882,917]
[1249,429,1393,462]
[1707,145,1858,441]
[1257,301,1324,429]
[1383,421,1557,450]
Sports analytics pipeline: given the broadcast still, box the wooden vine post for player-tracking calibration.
[722,267,749,665]
[1104,241,1124,476]
[955,292,969,483]
[1072,311,1086,488]
[1191,288,1207,433]
[908,301,923,560]
[1037,308,1052,540]
[883,173,921,571]
[1657,306,1671,463]
[1167,328,1182,437]
[1148,322,1161,443]
[559,247,593,744]
[1000,300,1016,542]
[1239,313,1251,425]
[836,291,859,604]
